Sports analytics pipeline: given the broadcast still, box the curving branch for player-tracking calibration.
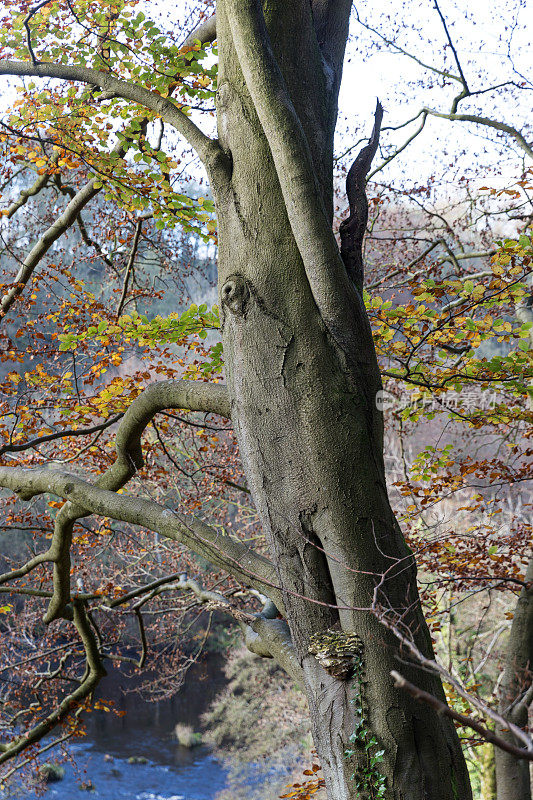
[125,574,253,670]
[0,378,287,618]
[129,573,252,622]
[99,379,231,485]
[0,462,285,614]
[0,380,233,621]
[182,13,217,49]
[2,151,59,219]
[244,613,303,684]
[0,601,105,766]
[0,61,229,181]
[339,99,383,292]
[22,0,54,66]
[422,107,533,160]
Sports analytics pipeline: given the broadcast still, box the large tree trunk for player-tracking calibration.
[495,557,533,800]
[212,2,472,798]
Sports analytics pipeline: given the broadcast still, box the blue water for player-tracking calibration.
[7,739,228,800]
[3,660,230,800]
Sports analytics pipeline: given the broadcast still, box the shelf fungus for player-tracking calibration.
[308,630,364,681]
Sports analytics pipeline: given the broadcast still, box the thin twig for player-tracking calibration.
[391,670,533,761]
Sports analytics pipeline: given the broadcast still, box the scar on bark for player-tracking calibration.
[339,100,383,293]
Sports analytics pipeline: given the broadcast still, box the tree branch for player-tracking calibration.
[112,570,303,683]
[0,601,105,766]
[339,100,383,291]
[0,464,285,614]
[367,111,428,180]
[116,218,142,318]
[391,671,533,762]
[22,0,54,66]
[373,601,533,752]
[0,140,126,320]
[353,6,464,86]
[0,413,124,455]
[0,379,287,617]
[2,152,59,219]
[0,380,232,621]
[129,574,253,624]
[432,0,470,98]
[244,614,304,684]
[182,13,217,50]
[352,6,533,159]
[0,61,229,179]
[422,107,533,159]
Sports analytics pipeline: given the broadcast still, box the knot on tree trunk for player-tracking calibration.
[221,274,250,317]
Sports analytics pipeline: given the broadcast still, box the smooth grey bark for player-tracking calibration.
[495,557,533,800]
[209,1,472,798]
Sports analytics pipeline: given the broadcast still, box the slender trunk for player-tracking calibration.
[495,558,533,800]
[213,3,472,797]
[481,743,497,800]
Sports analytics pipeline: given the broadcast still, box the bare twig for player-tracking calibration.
[374,603,533,752]
[22,1,54,65]
[0,413,123,455]
[391,670,533,762]
[116,219,142,318]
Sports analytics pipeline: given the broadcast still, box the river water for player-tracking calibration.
[4,658,231,800]
[14,740,228,800]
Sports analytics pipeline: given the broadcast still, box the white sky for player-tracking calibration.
[1,0,531,199]
[337,0,532,187]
